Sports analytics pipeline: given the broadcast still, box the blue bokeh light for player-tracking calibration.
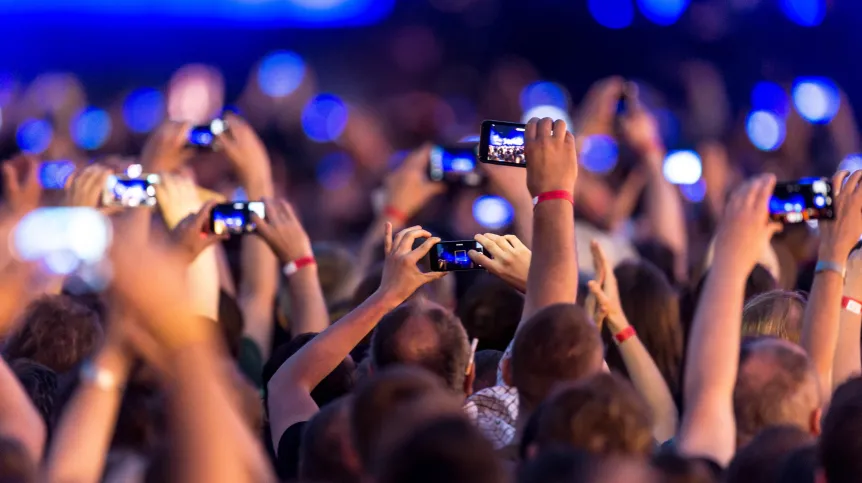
[123,88,164,134]
[473,195,514,230]
[779,0,826,27]
[580,135,619,174]
[751,82,790,118]
[636,0,690,25]
[519,82,568,111]
[792,77,840,124]
[663,150,702,185]
[258,51,306,98]
[459,135,480,143]
[316,152,355,191]
[71,107,112,150]
[301,94,349,143]
[16,119,53,155]
[746,110,786,152]
[680,179,707,203]
[588,0,634,29]
[839,154,862,174]
[39,160,76,190]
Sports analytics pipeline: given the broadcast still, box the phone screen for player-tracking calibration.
[769,178,834,223]
[479,121,527,167]
[429,240,485,272]
[102,174,160,207]
[429,145,481,186]
[211,202,266,235]
[188,119,228,148]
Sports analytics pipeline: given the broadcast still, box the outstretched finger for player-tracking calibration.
[525,118,539,142]
[409,236,442,263]
[832,171,850,199]
[590,240,608,286]
[481,233,513,253]
[383,222,393,255]
[587,280,612,312]
[391,225,422,253]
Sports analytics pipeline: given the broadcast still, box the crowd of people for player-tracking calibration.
[488,145,526,165]
[0,71,861,483]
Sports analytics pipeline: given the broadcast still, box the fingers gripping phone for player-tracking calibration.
[102,174,160,208]
[210,202,266,235]
[188,118,228,148]
[479,120,527,167]
[769,178,834,224]
[428,144,482,186]
[429,240,485,272]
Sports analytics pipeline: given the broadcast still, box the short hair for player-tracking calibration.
[313,242,357,304]
[776,444,817,483]
[371,301,470,392]
[10,359,57,431]
[734,338,820,446]
[473,350,503,392]
[0,437,36,483]
[819,377,862,483]
[300,397,359,483]
[725,425,814,483]
[742,290,807,344]
[456,275,523,352]
[3,295,104,373]
[651,452,720,483]
[635,239,678,287]
[517,447,596,483]
[530,373,654,458]
[511,304,604,413]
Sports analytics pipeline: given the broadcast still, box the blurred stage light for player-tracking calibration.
[663,150,702,185]
[792,77,840,124]
[779,0,825,27]
[316,152,355,190]
[258,51,306,98]
[12,207,111,276]
[636,0,690,25]
[302,94,349,143]
[123,88,164,134]
[473,195,514,230]
[520,82,568,111]
[588,0,635,29]
[460,135,480,143]
[521,105,573,129]
[746,110,786,151]
[839,154,862,174]
[39,160,76,190]
[580,135,619,174]
[679,179,707,203]
[751,81,789,118]
[72,107,112,150]
[16,119,53,155]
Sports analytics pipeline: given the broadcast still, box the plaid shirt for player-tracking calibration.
[463,343,520,449]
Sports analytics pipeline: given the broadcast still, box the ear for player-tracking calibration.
[811,407,823,436]
[502,356,514,387]
[464,364,476,397]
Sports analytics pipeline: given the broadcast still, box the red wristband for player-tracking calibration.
[842,296,862,315]
[383,206,409,224]
[614,326,637,345]
[532,190,574,207]
[283,256,316,277]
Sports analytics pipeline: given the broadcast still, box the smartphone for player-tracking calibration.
[188,118,228,148]
[210,201,266,235]
[769,177,834,224]
[102,174,160,208]
[429,240,485,272]
[12,207,112,275]
[428,144,482,186]
[479,120,527,167]
[39,160,76,190]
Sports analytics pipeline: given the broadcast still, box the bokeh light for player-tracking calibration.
[12,207,112,275]
[16,119,53,155]
[580,135,619,174]
[588,0,635,29]
[663,150,702,185]
[520,105,573,129]
[123,88,165,133]
[779,0,826,27]
[71,107,112,150]
[750,81,789,118]
[792,77,840,124]
[680,179,707,203]
[473,195,514,230]
[839,154,862,174]
[746,110,786,151]
[39,160,76,190]
[459,135,480,143]
[316,152,355,190]
[301,93,349,143]
[519,82,568,111]
[258,51,306,98]
[636,0,690,25]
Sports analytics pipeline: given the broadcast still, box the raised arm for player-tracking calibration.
[268,224,446,449]
[677,175,780,466]
[833,248,862,390]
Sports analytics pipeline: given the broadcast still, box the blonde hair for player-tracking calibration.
[742,290,807,344]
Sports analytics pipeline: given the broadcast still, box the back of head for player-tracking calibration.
[371,301,470,393]
[313,242,358,304]
[517,447,595,483]
[300,397,360,483]
[530,373,654,458]
[10,359,57,429]
[651,452,719,483]
[0,437,36,483]
[734,338,820,446]
[725,425,814,483]
[473,349,503,392]
[819,376,862,483]
[742,290,807,344]
[776,444,817,483]
[511,304,604,413]
[3,295,103,373]
[456,275,524,352]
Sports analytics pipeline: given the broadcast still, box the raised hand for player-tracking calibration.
[383,144,446,222]
[140,121,194,174]
[819,171,862,263]
[170,200,228,263]
[586,240,625,331]
[2,155,41,214]
[253,198,313,264]
[215,113,272,189]
[619,89,665,163]
[524,117,578,197]
[377,224,446,302]
[468,233,531,293]
[64,164,112,209]
[573,76,625,139]
[157,171,204,228]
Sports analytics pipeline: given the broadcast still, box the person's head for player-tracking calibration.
[734,338,821,447]
[10,359,57,430]
[741,290,807,344]
[725,425,814,483]
[776,444,817,483]
[604,260,683,396]
[371,300,470,393]
[526,373,654,459]
[517,447,596,483]
[3,295,104,373]
[0,437,37,483]
[819,376,862,483]
[635,239,678,287]
[457,275,524,352]
[509,304,604,415]
[300,397,361,483]
[473,349,503,392]
[312,242,358,304]
[651,452,719,483]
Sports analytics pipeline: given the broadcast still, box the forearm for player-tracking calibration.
[0,358,45,462]
[522,202,577,322]
[186,246,220,321]
[286,266,330,336]
[832,308,861,390]
[606,168,647,231]
[643,162,688,275]
[802,267,844,395]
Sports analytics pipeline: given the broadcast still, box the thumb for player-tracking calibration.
[251,213,274,240]
[424,271,449,282]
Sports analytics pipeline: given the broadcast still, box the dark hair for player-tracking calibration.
[517,447,596,483]
[371,301,470,393]
[635,239,678,287]
[473,349,503,392]
[819,377,862,483]
[456,275,523,352]
[725,426,814,483]
[3,295,104,373]
[10,359,57,434]
[741,290,807,344]
[313,242,357,304]
[511,304,604,413]
[776,444,817,483]
[651,452,719,483]
[0,437,36,483]
[530,372,654,458]
[603,260,683,397]
[111,369,166,453]
[300,397,359,483]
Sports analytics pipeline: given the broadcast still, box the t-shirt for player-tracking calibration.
[276,421,308,481]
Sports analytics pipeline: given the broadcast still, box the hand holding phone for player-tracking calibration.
[102,173,160,208]
[769,178,834,224]
[188,118,228,149]
[429,240,486,272]
[210,201,265,235]
[250,198,313,264]
[479,121,527,167]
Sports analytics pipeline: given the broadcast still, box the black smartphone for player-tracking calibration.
[769,177,834,224]
[429,240,485,272]
[102,174,160,207]
[188,118,228,148]
[428,144,482,186]
[479,120,527,167]
[210,201,266,235]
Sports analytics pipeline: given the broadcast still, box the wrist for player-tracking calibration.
[283,256,316,277]
[244,178,275,199]
[371,286,409,310]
